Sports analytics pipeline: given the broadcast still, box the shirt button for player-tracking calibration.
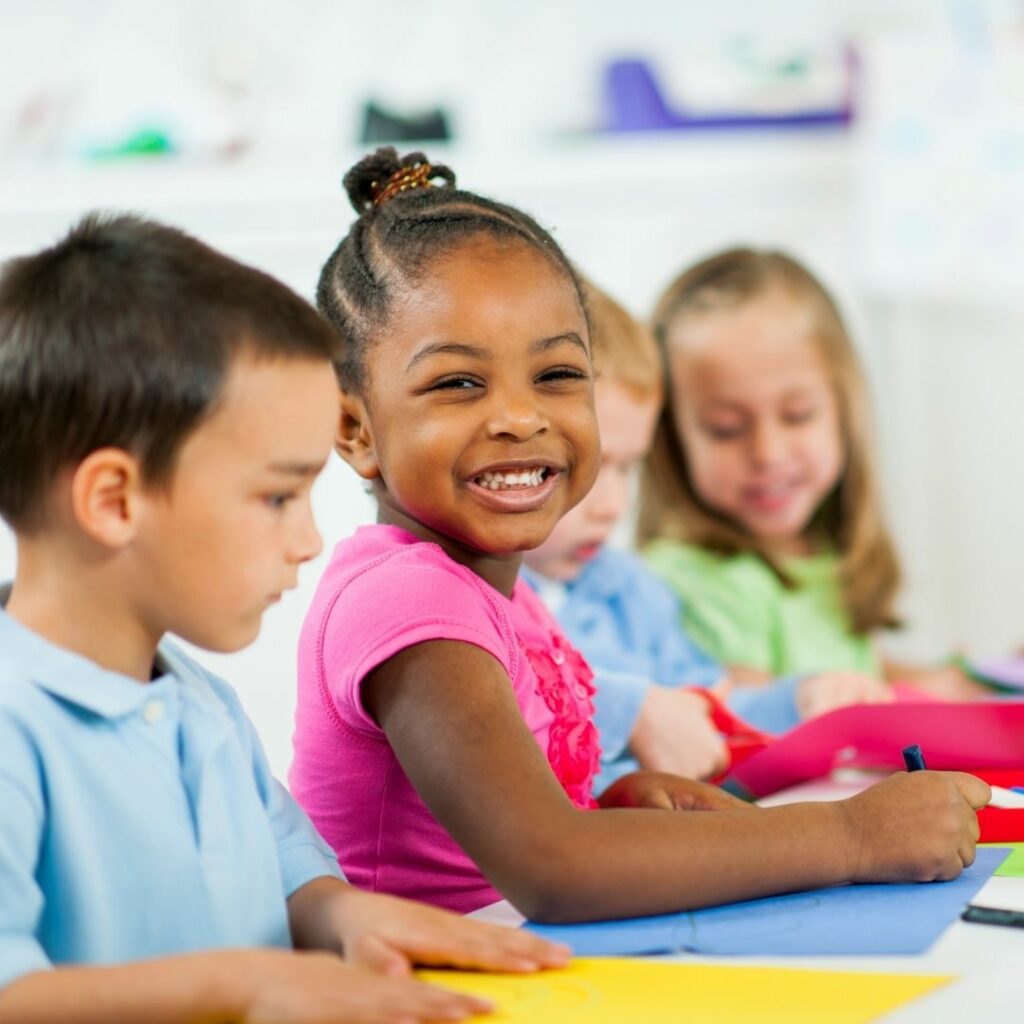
[143,699,165,724]
[551,649,566,666]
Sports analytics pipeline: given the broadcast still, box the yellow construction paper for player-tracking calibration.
[418,958,952,1024]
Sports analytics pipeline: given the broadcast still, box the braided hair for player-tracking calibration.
[317,147,587,392]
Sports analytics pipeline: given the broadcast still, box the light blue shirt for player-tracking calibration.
[522,548,801,790]
[0,605,342,991]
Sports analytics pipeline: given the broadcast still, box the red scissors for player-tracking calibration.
[687,687,773,783]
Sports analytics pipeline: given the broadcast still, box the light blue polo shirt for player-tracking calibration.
[0,605,343,991]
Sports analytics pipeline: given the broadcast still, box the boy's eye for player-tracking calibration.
[264,492,297,509]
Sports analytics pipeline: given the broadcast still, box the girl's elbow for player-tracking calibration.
[512,892,593,924]
[489,848,592,923]
[478,809,595,922]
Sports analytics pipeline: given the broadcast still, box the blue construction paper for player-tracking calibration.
[527,847,1008,956]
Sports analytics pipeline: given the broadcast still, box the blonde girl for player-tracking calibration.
[640,248,975,698]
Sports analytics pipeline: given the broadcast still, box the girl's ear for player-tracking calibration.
[336,390,381,480]
[70,448,144,548]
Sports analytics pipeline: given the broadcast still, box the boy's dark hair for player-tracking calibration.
[0,212,341,532]
[317,146,587,392]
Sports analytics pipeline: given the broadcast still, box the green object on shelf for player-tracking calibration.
[87,127,176,161]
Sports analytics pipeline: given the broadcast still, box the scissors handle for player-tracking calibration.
[686,686,773,779]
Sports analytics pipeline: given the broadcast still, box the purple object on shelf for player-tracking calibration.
[601,58,854,134]
[970,657,1024,690]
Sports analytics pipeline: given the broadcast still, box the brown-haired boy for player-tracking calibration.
[0,214,565,1023]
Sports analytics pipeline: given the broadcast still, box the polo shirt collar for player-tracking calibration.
[0,596,181,719]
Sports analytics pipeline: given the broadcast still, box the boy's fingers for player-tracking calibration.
[710,675,732,700]
[456,924,570,969]
[496,928,571,967]
[404,978,493,1019]
[402,921,569,971]
[344,969,493,1023]
[350,934,413,976]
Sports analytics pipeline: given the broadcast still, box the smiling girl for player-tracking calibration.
[289,150,987,925]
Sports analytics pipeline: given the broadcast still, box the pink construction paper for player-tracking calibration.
[729,699,1024,798]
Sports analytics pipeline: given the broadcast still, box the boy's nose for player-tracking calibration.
[588,470,626,523]
[290,507,324,564]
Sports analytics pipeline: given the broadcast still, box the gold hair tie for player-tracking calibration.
[371,162,434,207]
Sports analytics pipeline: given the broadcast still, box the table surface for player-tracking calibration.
[470,773,1024,1020]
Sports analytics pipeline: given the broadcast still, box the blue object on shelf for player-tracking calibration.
[601,57,854,134]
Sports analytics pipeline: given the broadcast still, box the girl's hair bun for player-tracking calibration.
[342,146,456,214]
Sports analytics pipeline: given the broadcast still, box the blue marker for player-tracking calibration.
[902,744,927,771]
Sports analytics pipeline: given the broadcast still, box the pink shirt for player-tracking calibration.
[290,525,599,913]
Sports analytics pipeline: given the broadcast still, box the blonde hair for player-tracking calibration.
[582,278,662,402]
[637,248,901,633]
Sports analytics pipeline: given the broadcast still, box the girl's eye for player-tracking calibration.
[703,424,743,441]
[784,409,816,425]
[429,376,480,391]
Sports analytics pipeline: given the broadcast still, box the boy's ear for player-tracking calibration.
[69,448,144,548]
[335,390,381,480]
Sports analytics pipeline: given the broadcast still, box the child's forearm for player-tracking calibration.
[286,874,354,953]
[0,951,262,1024]
[493,799,858,923]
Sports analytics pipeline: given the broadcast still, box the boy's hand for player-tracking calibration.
[630,685,729,780]
[290,880,569,977]
[242,949,492,1024]
[836,770,990,883]
[598,770,754,812]
[796,671,892,720]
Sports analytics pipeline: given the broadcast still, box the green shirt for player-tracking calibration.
[642,540,878,676]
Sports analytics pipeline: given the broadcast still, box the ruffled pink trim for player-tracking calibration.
[524,634,601,809]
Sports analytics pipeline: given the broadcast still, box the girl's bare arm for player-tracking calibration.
[367,640,989,924]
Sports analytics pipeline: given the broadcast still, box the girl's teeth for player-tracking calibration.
[477,469,546,489]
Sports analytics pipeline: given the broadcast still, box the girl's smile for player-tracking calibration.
[337,234,599,595]
[466,461,563,512]
[741,474,811,514]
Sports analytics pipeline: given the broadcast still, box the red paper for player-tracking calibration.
[728,700,1024,798]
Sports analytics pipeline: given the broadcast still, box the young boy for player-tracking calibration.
[0,214,565,1023]
[521,282,890,792]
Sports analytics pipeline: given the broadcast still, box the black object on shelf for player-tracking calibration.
[359,100,451,143]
